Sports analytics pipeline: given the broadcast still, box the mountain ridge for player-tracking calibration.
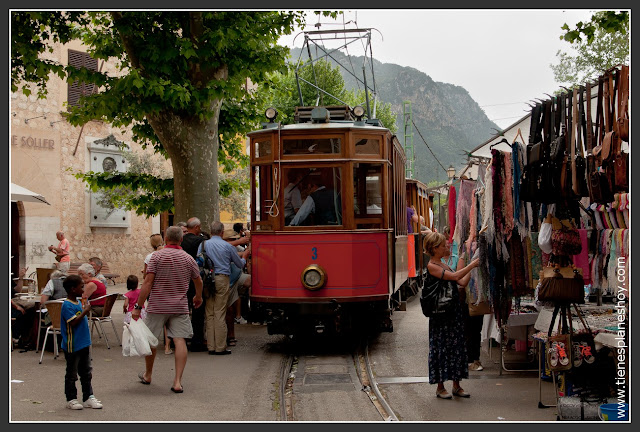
[289,48,498,184]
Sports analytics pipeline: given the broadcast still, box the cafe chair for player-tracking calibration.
[88,293,121,349]
[39,300,64,364]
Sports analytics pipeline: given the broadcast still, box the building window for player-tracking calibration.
[68,50,98,109]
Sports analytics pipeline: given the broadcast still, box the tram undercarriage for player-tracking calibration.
[256,299,393,337]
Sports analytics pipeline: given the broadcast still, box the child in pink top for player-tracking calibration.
[122,275,146,324]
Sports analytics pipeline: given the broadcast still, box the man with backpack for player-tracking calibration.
[197,221,248,355]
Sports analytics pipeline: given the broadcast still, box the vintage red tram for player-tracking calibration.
[248,105,427,336]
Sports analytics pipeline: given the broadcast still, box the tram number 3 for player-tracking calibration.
[311,247,318,260]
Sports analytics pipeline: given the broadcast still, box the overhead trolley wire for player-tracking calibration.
[410,117,449,176]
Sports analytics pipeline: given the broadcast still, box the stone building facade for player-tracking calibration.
[10,39,160,282]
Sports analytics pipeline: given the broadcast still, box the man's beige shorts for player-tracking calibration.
[143,313,193,343]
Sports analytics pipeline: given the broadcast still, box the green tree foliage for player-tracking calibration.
[560,11,629,44]
[11,11,320,228]
[552,11,629,86]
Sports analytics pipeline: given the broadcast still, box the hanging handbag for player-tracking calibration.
[601,71,621,164]
[590,77,605,168]
[613,152,629,192]
[572,87,589,197]
[521,103,543,202]
[468,300,492,316]
[617,65,629,142]
[420,267,456,318]
[567,306,596,368]
[546,305,573,372]
[538,265,585,303]
[537,100,560,203]
[549,95,566,162]
[589,169,614,204]
[551,219,583,256]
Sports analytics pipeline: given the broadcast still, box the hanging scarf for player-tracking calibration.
[468,188,478,246]
[448,183,456,242]
[480,159,494,243]
[453,179,476,248]
[502,153,514,240]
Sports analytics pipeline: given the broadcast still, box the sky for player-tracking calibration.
[278,9,596,129]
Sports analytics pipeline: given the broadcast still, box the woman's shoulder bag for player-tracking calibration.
[420,267,456,318]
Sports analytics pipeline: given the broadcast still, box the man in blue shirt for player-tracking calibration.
[198,221,248,355]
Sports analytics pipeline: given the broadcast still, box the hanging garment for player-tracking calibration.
[509,230,529,296]
[467,188,478,246]
[448,184,456,242]
[572,229,591,285]
[480,159,494,243]
[453,179,476,248]
[502,153,515,240]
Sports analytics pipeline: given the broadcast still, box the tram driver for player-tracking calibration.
[289,168,341,226]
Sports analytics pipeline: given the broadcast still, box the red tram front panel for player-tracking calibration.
[251,231,390,302]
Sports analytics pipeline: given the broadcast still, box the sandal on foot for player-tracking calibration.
[227,338,237,347]
[452,387,470,398]
[436,388,452,399]
[165,349,173,355]
[170,386,184,393]
[138,372,150,385]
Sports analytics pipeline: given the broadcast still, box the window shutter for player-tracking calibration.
[67,50,99,109]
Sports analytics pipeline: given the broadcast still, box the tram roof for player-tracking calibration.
[247,121,389,136]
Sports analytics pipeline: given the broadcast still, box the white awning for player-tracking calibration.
[10,183,51,205]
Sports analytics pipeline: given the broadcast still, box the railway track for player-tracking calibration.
[278,338,398,421]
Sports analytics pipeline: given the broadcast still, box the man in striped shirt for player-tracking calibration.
[132,226,203,394]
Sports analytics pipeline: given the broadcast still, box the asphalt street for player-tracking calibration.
[10,282,558,423]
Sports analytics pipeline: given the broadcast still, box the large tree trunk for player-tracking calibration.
[148,100,223,231]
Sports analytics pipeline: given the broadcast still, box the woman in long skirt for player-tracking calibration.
[424,232,479,399]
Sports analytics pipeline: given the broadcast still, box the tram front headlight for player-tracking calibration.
[301,264,326,291]
[352,105,365,121]
[265,107,278,122]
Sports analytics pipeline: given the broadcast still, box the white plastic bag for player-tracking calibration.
[538,220,553,254]
[122,324,140,357]
[123,319,159,357]
[538,205,555,255]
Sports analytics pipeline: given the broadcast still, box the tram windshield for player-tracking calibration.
[285,166,342,226]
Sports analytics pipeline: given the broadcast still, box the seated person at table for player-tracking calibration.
[11,267,36,349]
[39,270,68,326]
[40,270,68,303]
[77,263,107,317]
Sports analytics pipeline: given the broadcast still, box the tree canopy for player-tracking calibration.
[560,11,629,44]
[552,11,629,86]
[11,11,319,228]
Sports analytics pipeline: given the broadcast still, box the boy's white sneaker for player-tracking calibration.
[66,399,83,410]
[83,395,103,409]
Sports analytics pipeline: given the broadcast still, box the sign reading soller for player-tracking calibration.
[12,135,55,149]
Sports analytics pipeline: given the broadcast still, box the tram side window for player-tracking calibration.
[283,138,341,155]
[254,139,271,159]
[353,163,383,229]
[254,165,273,230]
[354,136,381,155]
[288,166,342,226]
